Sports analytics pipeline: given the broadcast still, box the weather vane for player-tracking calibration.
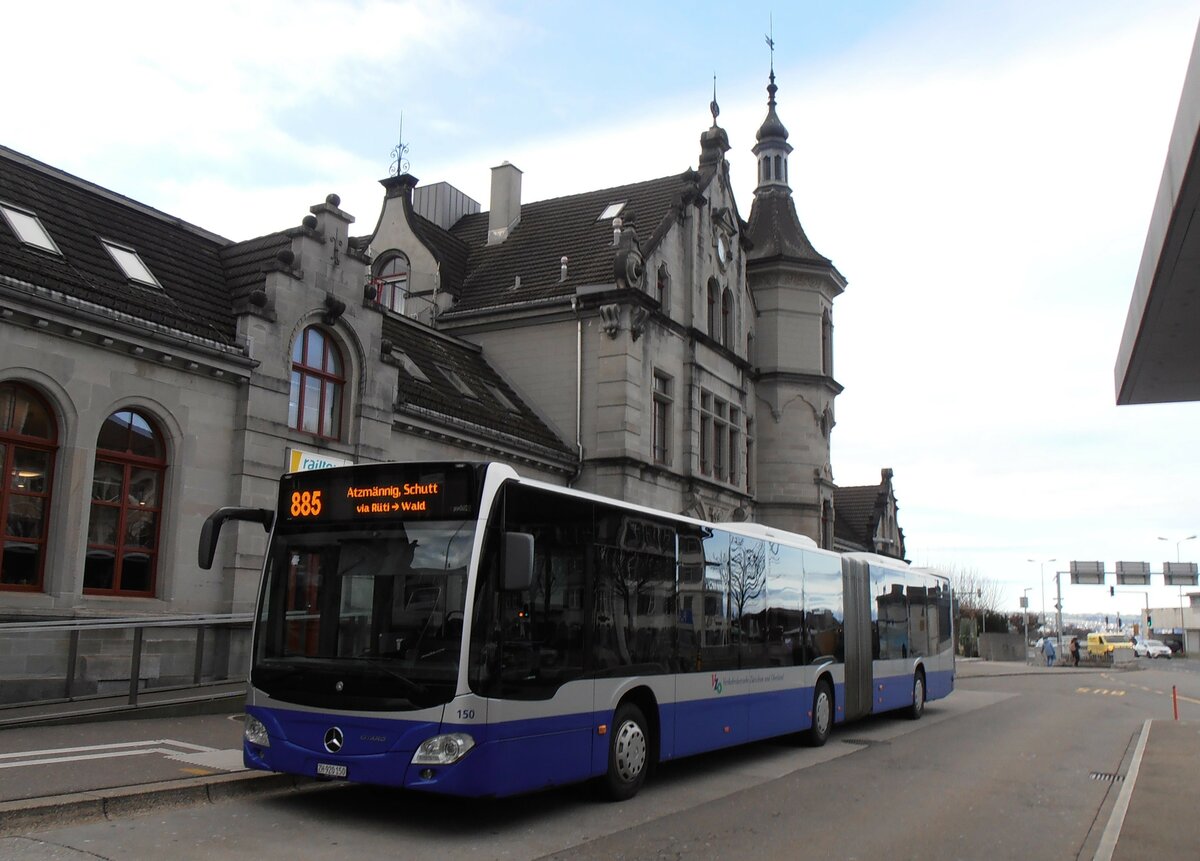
[710,74,719,123]
[766,15,775,73]
[389,113,410,177]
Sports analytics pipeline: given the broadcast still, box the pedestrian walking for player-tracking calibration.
[1069,637,1080,667]
[1043,637,1056,667]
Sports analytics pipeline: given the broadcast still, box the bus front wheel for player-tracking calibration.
[805,679,833,747]
[603,703,649,801]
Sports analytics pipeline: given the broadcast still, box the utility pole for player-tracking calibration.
[1022,588,1032,661]
[1055,570,1064,660]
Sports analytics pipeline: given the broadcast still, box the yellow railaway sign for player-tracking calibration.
[286,447,353,473]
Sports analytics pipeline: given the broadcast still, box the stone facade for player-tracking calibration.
[0,69,861,632]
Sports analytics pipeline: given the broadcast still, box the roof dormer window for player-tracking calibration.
[100,240,160,288]
[0,203,61,255]
[598,201,626,221]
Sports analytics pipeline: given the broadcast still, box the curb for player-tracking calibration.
[0,771,324,837]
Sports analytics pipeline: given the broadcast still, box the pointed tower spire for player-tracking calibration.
[744,38,846,546]
[746,55,829,264]
[753,60,791,192]
[699,74,731,169]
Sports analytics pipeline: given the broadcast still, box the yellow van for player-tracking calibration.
[1087,632,1134,657]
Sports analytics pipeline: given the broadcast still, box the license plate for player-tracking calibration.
[316,762,348,778]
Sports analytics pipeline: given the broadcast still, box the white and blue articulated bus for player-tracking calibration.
[198,461,954,800]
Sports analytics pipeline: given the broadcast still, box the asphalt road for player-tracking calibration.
[2,661,1196,860]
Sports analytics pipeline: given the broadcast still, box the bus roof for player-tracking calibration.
[509,470,819,550]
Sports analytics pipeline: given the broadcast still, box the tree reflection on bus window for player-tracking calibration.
[803,549,844,663]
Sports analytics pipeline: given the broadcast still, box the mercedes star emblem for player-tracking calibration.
[323,726,344,753]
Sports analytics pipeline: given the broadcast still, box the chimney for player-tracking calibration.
[488,161,522,245]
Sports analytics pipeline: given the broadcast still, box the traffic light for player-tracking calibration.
[1147,614,1153,627]
[1109,586,1115,596]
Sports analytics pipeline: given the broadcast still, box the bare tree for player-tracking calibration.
[942,564,1004,616]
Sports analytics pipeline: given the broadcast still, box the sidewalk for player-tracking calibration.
[0,704,320,837]
[955,656,1117,677]
[1,672,1196,861]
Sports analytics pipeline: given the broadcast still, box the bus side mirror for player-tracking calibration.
[198,507,275,569]
[502,532,534,591]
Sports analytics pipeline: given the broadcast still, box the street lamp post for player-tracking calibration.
[1158,534,1197,563]
[1028,558,1056,632]
[1159,535,1196,653]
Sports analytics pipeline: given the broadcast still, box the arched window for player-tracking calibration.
[84,409,165,595]
[707,279,719,338]
[288,326,345,439]
[822,308,834,376]
[774,155,782,181]
[721,288,733,347]
[0,383,57,591]
[374,253,410,315]
[656,264,670,310]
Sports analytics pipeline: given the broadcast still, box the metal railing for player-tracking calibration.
[0,613,253,711]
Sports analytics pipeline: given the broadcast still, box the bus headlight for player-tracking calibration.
[412,732,475,765]
[244,715,271,748]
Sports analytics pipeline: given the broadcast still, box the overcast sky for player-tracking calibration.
[4,1,1198,618]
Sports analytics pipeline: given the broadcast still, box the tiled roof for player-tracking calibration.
[381,313,573,459]
[220,232,292,302]
[0,146,237,345]
[442,174,690,314]
[410,213,470,299]
[744,187,832,268]
[833,484,881,548]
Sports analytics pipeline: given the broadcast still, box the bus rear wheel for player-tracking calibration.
[603,703,649,801]
[805,679,833,747]
[908,672,925,720]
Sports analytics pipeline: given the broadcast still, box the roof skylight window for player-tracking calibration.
[486,383,518,412]
[395,350,430,383]
[0,203,61,254]
[598,201,626,221]
[101,240,161,288]
[436,364,477,399]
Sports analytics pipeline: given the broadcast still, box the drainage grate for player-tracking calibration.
[1090,772,1124,783]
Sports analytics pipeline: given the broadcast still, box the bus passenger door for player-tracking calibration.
[841,558,873,722]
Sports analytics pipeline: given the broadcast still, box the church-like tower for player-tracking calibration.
[744,66,846,547]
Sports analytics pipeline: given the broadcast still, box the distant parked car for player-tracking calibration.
[1133,638,1172,659]
[1087,633,1134,657]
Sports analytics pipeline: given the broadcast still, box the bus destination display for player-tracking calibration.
[278,464,480,527]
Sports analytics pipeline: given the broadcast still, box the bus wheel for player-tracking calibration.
[908,672,925,720]
[805,679,833,747]
[603,703,649,801]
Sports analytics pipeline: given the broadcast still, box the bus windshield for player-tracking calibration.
[253,520,475,710]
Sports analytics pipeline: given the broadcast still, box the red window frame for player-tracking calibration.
[84,409,166,597]
[375,254,410,314]
[289,326,345,440]
[0,383,57,592]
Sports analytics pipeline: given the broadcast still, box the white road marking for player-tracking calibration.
[1092,719,1150,861]
[0,739,244,772]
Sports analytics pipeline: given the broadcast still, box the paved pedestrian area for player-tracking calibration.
[0,666,1195,861]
